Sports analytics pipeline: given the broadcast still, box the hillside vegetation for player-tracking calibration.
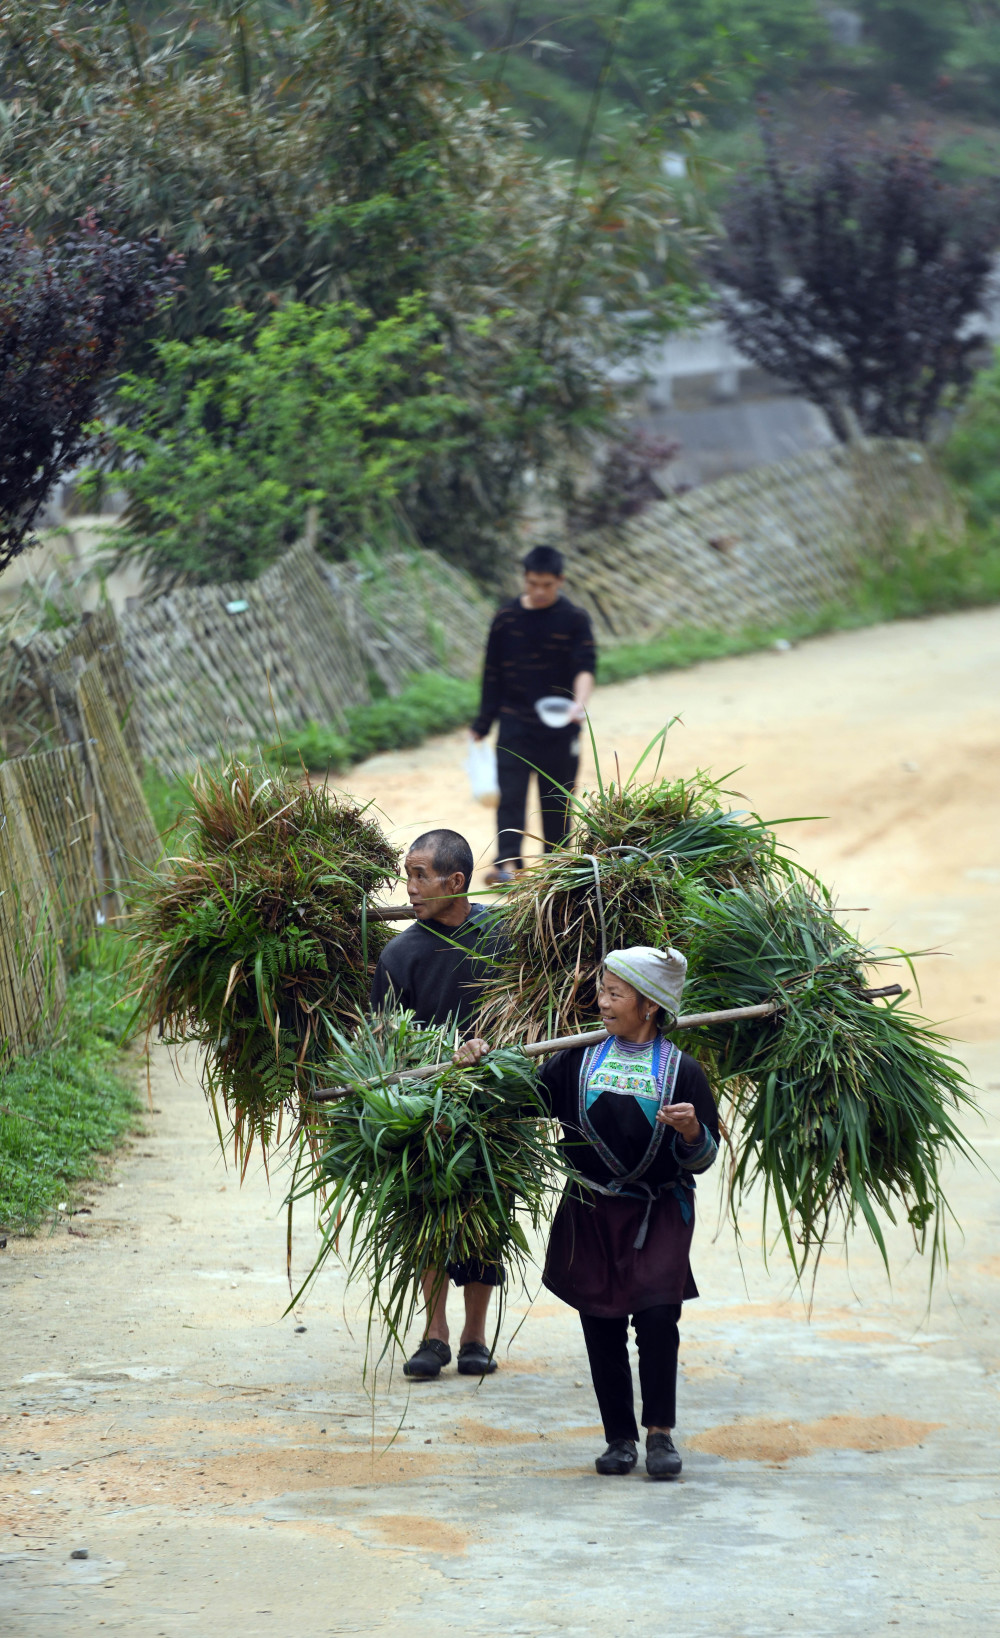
[451,1,1000,179]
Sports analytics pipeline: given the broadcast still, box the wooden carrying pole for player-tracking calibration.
[304,985,903,1105]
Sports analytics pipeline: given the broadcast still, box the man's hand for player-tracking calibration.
[454,1037,489,1067]
[656,1102,701,1142]
[470,731,485,743]
[569,670,594,726]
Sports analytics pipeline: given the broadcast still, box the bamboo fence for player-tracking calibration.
[5,439,946,780]
[3,545,494,779]
[8,743,102,966]
[322,553,493,692]
[0,760,65,1051]
[19,604,144,771]
[560,439,959,641]
[120,541,372,775]
[0,663,162,1058]
[108,543,492,775]
[76,660,161,896]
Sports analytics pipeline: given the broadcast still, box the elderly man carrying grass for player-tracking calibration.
[370,828,502,1380]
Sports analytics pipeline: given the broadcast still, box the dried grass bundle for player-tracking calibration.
[479,750,792,1042]
[129,761,398,1164]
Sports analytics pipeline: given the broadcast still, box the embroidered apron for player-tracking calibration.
[577,1034,686,1248]
[541,1034,700,1318]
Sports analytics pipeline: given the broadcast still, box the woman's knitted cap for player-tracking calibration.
[604,945,687,1019]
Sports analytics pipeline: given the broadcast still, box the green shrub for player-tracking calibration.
[94,298,462,585]
[273,673,478,772]
[856,528,1000,619]
[597,624,778,685]
[142,766,198,837]
[271,723,354,774]
[594,609,849,687]
[942,352,1000,529]
[0,937,139,1233]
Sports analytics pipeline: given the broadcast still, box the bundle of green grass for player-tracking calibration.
[479,739,976,1278]
[290,1011,555,1355]
[129,761,398,1165]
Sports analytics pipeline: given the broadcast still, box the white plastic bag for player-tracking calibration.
[465,736,500,808]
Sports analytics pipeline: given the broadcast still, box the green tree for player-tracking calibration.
[943,5,1000,115]
[0,0,701,580]
[91,297,463,585]
[858,0,963,95]
[455,0,825,154]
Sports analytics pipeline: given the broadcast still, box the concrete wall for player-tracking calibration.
[0,518,144,618]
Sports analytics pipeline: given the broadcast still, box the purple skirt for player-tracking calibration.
[542,1187,699,1318]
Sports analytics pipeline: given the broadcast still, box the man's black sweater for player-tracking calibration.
[369,905,501,1031]
[472,595,596,738]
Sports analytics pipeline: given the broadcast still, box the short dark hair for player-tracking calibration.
[521,543,564,577]
[408,829,474,892]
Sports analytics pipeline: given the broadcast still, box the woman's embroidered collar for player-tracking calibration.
[608,1033,660,1055]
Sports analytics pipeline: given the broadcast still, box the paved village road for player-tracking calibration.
[2,607,999,1637]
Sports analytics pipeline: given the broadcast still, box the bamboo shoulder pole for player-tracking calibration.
[520,1002,779,1060]
[303,986,902,1105]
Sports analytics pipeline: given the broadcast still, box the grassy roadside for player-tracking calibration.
[598,528,1000,683]
[0,936,140,1235]
[142,524,1000,827]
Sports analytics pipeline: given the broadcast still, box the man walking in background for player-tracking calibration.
[472,544,596,885]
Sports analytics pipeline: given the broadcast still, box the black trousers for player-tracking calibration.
[445,1258,504,1287]
[579,1304,681,1443]
[495,726,579,869]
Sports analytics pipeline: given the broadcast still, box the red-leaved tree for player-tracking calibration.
[709,123,1000,443]
[0,199,174,573]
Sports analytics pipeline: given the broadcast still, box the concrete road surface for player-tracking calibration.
[2,608,999,1637]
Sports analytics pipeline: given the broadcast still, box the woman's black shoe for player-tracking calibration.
[457,1341,498,1376]
[645,1431,682,1479]
[402,1338,452,1378]
[595,1438,638,1475]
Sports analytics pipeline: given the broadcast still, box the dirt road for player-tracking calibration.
[3,607,999,1637]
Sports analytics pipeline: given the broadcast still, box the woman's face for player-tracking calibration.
[597,972,651,1036]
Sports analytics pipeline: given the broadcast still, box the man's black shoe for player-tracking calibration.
[402,1338,452,1379]
[645,1431,682,1479]
[594,1438,638,1475]
[457,1341,498,1376]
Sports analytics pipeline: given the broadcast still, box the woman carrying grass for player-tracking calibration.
[536,947,719,1480]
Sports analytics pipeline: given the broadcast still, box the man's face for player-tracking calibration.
[523,571,564,609]
[404,848,464,921]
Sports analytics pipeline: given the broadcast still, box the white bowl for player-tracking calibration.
[535,695,575,729]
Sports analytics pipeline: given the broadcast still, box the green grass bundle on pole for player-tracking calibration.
[679,880,976,1279]
[479,733,977,1280]
[128,761,398,1167]
[290,1012,558,1361]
